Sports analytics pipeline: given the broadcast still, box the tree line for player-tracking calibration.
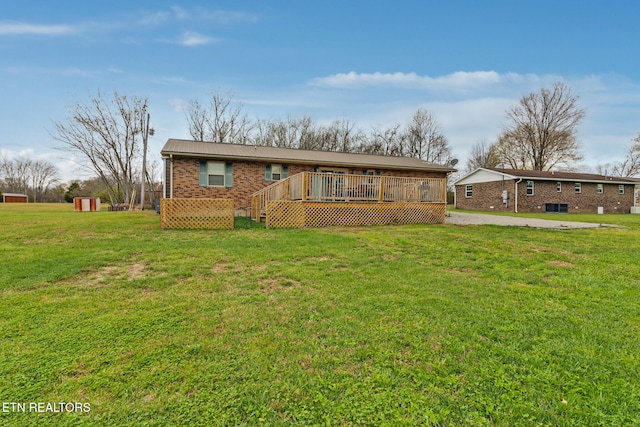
[47,90,454,207]
[0,157,60,202]
[6,82,638,206]
[185,91,453,164]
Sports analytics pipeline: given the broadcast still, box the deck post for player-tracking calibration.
[378,176,385,202]
[442,179,446,203]
[302,172,307,201]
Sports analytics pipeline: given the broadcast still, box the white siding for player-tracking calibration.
[455,169,513,185]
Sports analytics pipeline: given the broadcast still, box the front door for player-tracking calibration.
[316,168,347,200]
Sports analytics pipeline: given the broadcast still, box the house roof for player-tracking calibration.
[161,139,456,173]
[2,193,28,197]
[455,167,639,186]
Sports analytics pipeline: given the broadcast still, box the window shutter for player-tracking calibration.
[225,162,233,188]
[264,164,272,181]
[282,165,289,179]
[199,161,207,186]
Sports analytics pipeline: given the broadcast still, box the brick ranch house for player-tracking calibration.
[454,168,639,214]
[161,139,456,210]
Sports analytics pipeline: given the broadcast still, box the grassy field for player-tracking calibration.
[1,204,639,426]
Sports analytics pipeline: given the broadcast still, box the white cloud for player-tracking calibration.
[0,22,77,35]
[137,11,172,26]
[177,31,218,47]
[197,9,260,24]
[137,7,257,27]
[169,98,189,112]
[171,6,190,21]
[1,148,37,160]
[310,70,548,92]
[308,71,561,93]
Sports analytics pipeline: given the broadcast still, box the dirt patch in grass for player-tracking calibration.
[67,262,150,286]
[445,267,479,274]
[259,277,301,293]
[547,260,574,268]
[211,262,235,273]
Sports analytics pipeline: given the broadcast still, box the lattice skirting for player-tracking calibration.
[266,201,446,229]
[160,198,234,229]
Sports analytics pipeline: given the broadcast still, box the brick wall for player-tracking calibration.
[455,180,514,212]
[456,179,635,214]
[168,157,447,209]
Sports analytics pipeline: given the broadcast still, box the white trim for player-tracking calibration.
[454,168,636,186]
[514,178,522,213]
[526,180,534,196]
[170,155,174,199]
[455,168,516,185]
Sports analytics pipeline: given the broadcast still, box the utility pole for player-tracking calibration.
[140,114,154,210]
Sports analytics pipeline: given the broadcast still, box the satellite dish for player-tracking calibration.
[449,158,459,167]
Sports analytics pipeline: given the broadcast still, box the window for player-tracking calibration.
[362,169,380,184]
[264,164,288,181]
[546,203,568,213]
[556,182,562,192]
[597,183,603,194]
[199,161,233,188]
[465,185,472,198]
[574,183,581,193]
[272,164,282,180]
[619,185,625,195]
[208,162,225,186]
[526,180,534,196]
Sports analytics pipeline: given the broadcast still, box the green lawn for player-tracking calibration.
[1,204,639,426]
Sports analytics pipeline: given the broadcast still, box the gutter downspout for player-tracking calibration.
[514,178,522,213]
[169,154,174,199]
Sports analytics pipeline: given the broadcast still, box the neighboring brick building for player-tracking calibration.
[455,168,639,214]
[161,139,455,209]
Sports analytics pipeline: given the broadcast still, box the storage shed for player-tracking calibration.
[2,193,28,203]
[73,197,101,212]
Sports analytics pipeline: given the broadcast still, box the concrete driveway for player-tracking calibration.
[445,211,611,229]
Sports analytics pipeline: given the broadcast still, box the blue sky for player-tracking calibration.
[1,1,639,180]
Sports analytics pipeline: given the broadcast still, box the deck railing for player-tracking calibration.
[251,172,446,220]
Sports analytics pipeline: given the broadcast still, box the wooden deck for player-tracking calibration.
[251,172,447,227]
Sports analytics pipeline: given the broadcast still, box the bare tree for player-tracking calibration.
[402,108,451,163]
[186,91,252,144]
[465,140,501,172]
[51,91,149,206]
[317,119,363,153]
[499,82,585,171]
[359,124,403,156]
[494,131,533,170]
[29,160,59,202]
[0,157,30,194]
[253,116,365,153]
[184,93,456,162]
[597,135,640,177]
[0,157,59,201]
[614,135,640,177]
[254,116,316,149]
[186,99,208,142]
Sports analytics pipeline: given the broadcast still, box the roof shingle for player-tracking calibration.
[161,139,455,173]
[489,168,639,183]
